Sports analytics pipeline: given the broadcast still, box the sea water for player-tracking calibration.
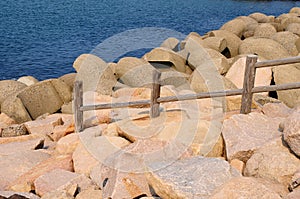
[1,0,300,80]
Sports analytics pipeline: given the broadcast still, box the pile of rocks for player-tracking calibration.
[1,7,300,199]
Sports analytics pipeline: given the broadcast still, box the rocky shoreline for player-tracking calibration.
[1,7,300,199]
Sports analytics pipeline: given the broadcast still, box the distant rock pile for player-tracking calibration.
[1,8,300,199]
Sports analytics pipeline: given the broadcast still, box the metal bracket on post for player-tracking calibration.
[74,81,84,132]
[241,55,258,114]
[150,70,161,118]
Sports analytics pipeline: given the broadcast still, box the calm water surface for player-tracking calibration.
[1,0,300,80]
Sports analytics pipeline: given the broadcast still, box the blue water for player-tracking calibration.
[1,0,300,80]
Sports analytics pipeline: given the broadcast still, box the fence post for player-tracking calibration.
[150,70,161,118]
[240,55,258,114]
[74,81,84,132]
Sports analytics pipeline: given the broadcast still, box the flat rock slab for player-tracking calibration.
[147,156,240,199]
[0,191,40,199]
[0,138,44,156]
[222,112,283,162]
[0,150,50,190]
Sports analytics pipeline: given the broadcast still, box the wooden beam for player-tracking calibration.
[150,70,162,118]
[241,55,258,114]
[74,81,84,132]
[255,56,300,68]
[252,82,300,93]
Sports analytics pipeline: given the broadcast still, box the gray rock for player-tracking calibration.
[244,138,300,188]
[222,112,282,162]
[1,124,29,137]
[147,156,240,199]
[283,109,300,156]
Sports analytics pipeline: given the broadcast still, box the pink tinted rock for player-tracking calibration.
[55,133,80,155]
[10,154,73,192]
[0,138,44,156]
[222,112,283,162]
[0,150,50,190]
[34,169,94,197]
[283,109,300,156]
[262,102,292,118]
[25,114,63,135]
[47,123,75,142]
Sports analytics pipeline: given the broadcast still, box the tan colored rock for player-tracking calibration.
[205,48,231,75]
[17,76,39,86]
[244,138,300,188]
[201,36,227,52]
[225,55,272,89]
[220,18,246,38]
[160,37,180,51]
[254,23,277,38]
[0,138,44,156]
[271,31,299,56]
[25,114,64,135]
[147,156,240,199]
[249,12,270,23]
[1,94,32,123]
[0,134,42,145]
[0,113,16,126]
[285,190,300,199]
[41,189,74,199]
[34,169,94,197]
[55,133,80,155]
[115,57,149,79]
[210,177,282,199]
[230,159,245,174]
[283,109,300,156]
[143,47,186,73]
[262,102,292,118]
[100,166,151,199]
[160,70,189,88]
[239,37,291,59]
[222,112,283,162]
[74,54,117,95]
[287,23,300,37]
[0,80,27,105]
[73,128,130,176]
[207,30,241,57]
[102,122,118,137]
[10,154,73,192]
[17,79,72,119]
[180,32,203,50]
[47,122,74,142]
[273,65,300,107]
[281,17,300,30]
[0,150,50,190]
[1,123,29,137]
[290,7,300,15]
[58,73,76,90]
[75,187,102,199]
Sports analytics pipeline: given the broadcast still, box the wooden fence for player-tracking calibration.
[74,55,300,132]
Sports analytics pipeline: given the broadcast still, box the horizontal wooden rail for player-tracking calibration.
[255,56,300,68]
[252,82,300,93]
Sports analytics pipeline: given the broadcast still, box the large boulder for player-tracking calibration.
[16,79,72,120]
[222,112,283,162]
[74,54,117,95]
[115,57,149,79]
[244,138,300,188]
[239,37,290,59]
[220,18,246,38]
[225,55,272,89]
[253,23,277,38]
[271,31,299,56]
[282,109,300,156]
[201,37,227,52]
[143,47,186,73]
[273,65,300,107]
[249,12,271,23]
[147,156,240,199]
[0,80,27,108]
[206,30,242,57]
[160,37,180,51]
[281,16,300,30]
[58,73,76,90]
[287,23,300,36]
[17,76,39,86]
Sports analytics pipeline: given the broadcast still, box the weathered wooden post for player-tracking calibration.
[74,81,84,132]
[150,70,161,118]
[240,55,258,114]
